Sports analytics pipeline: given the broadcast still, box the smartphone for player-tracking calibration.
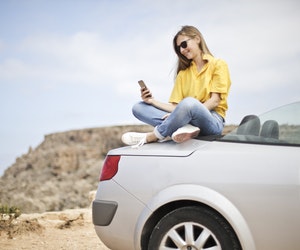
[138,80,147,89]
[138,80,152,98]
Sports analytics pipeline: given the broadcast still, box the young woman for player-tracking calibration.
[122,25,231,147]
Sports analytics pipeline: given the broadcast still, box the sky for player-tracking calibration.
[0,0,300,175]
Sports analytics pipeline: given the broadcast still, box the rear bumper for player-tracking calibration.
[92,200,118,226]
[92,180,147,250]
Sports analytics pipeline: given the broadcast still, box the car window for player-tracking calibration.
[221,102,300,146]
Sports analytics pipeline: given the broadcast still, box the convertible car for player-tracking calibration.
[93,102,300,250]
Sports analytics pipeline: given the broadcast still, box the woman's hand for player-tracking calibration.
[204,92,221,110]
[161,113,170,120]
[141,87,153,104]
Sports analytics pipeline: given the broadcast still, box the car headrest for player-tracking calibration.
[237,115,261,136]
[260,120,279,139]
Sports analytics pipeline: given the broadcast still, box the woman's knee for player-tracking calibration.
[132,101,143,117]
[178,97,200,110]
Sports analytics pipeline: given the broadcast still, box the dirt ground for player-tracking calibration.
[0,208,111,250]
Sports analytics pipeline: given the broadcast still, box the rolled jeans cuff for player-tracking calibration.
[154,126,165,140]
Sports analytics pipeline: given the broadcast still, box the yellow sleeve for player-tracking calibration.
[168,72,184,104]
[211,59,231,99]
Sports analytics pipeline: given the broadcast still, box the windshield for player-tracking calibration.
[221,102,300,146]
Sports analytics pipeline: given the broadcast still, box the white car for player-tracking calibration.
[93,102,300,250]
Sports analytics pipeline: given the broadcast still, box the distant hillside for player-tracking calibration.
[0,125,151,213]
[0,125,235,213]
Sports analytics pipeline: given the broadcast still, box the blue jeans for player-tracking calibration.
[132,97,224,139]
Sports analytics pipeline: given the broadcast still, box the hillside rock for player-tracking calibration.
[0,125,151,213]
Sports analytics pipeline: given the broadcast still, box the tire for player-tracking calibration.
[148,206,241,250]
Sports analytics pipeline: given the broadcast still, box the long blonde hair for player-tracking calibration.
[173,26,213,74]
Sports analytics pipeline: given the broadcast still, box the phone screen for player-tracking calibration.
[138,80,147,89]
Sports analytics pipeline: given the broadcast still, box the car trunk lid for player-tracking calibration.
[107,139,209,157]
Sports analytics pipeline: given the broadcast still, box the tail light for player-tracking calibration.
[100,155,121,181]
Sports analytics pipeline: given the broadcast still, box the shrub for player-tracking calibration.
[0,204,21,220]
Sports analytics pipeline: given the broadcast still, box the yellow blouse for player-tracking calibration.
[169,54,231,118]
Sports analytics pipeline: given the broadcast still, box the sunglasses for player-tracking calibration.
[177,39,191,50]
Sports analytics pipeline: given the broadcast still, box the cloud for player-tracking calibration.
[0,28,176,104]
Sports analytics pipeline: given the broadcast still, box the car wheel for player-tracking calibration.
[148,206,241,250]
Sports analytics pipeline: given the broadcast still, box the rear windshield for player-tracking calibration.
[220,102,300,146]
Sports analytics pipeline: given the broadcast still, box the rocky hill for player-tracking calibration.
[0,125,151,213]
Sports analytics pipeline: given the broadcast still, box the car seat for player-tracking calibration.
[237,115,261,136]
[260,120,279,139]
